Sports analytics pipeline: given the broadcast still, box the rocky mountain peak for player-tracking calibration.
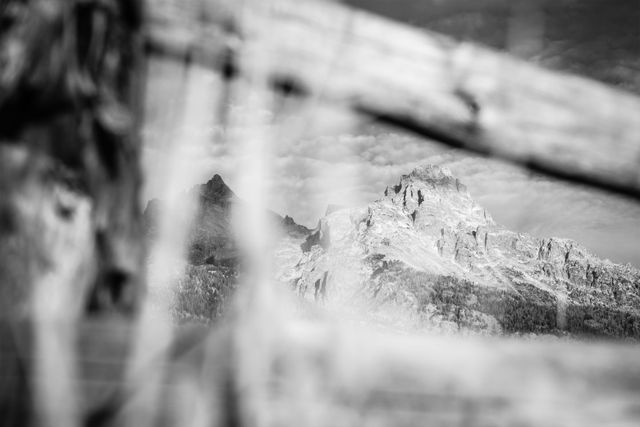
[199,173,235,204]
[410,164,452,182]
[384,164,470,199]
[145,172,311,265]
[283,215,312,236]
[405,165,467,193]
[383,164,491,228]
[286,163,640,338]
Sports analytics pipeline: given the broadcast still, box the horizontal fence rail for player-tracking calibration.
[3,320,640,426]
[146,0,640,198]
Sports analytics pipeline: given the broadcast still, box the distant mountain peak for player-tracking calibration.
[200,173,234,204]
[382,163,486,228]
[287,163,640,338]
[406,164,467,193]
[283,215,312,237]
[145,172,311,265]
[410,164,453,180]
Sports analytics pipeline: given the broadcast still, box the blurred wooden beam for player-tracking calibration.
[4,319,640,426]
[258,324,640,427]
[146,0,640,198]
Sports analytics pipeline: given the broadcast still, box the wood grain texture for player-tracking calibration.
[4,320,640,426]
[145,0,640,197]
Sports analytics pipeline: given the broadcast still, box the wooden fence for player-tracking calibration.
[1,0,640,425]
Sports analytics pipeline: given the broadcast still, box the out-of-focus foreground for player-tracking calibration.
[1,0,640,426]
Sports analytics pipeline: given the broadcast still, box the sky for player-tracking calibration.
[141,0,640,268]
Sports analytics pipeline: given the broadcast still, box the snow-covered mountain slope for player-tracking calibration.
[284,165,640,338]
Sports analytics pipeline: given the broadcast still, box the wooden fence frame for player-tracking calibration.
[2,0,640,425]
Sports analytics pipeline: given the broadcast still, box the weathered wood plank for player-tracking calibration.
[3,320,640,426]
[145,0,640,198]
[258,324,640,427]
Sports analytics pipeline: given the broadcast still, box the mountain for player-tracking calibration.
[145,168,640,338]
[144,174,311,266]
[285,165,640,338]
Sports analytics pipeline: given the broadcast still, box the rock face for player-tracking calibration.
[143,174,311,266]
[301,218,331,253]
[283,215,312,238]
[288,165,640,338]
[186,174,240,265]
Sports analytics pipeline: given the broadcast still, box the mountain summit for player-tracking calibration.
[144,173,310,266]
[288,164,640,338]
[384,165,491,229]
[199,174,234,205]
